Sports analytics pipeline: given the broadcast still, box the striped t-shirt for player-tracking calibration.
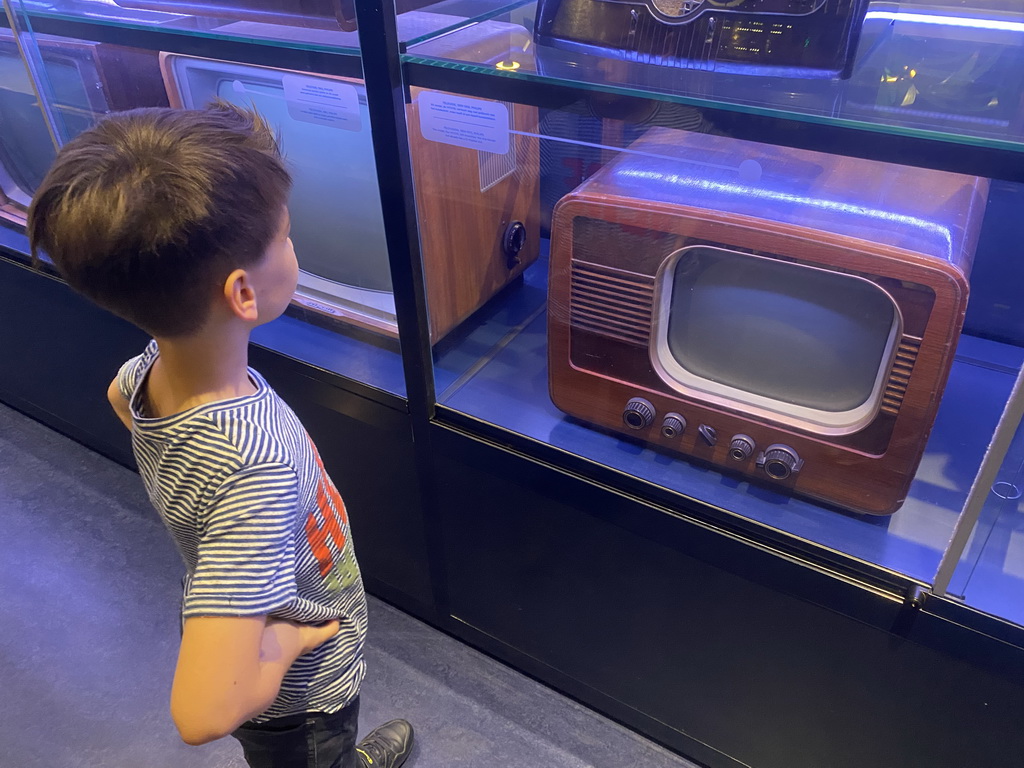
[118,341,367,722]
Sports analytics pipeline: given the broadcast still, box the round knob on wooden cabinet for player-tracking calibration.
[623,398,655,430]
[661,413,686,439]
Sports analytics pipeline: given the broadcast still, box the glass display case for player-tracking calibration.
[403,1,1024,628]
[3,0,1024,633]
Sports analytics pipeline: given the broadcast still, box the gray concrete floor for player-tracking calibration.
[0,402,699,768]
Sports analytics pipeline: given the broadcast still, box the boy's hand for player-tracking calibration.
[260,617,340,662]
[171,615,339,745]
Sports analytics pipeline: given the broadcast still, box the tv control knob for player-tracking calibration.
[623,398,655,430]
[503,221,527,269]
[698,424,717,446]
[661,413,686,439]
[758,444,803,480]
[729,435,755,462]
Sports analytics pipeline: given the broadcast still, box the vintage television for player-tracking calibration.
[112,0,434,31]
[0,31,165,225]
[548,128,989,515]
[534,0,871,79]
[163,41,539,341]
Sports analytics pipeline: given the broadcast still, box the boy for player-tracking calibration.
[27,103,414,768]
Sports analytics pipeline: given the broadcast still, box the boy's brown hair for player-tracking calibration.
[28,103,292,337]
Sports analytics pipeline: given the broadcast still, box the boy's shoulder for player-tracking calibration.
[118,343,305,471]
[117,340,161,404]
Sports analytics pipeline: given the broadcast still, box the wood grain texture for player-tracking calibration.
[408,89,541,343]
[549,129,989,516]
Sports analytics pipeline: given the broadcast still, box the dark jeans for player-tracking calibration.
[233,697,360,768]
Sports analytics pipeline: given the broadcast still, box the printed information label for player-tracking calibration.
[418,92,509,154]
[282,74,361,131]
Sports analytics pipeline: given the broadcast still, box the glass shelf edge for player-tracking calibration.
[402,56,1024,164]
[16,9,362,58]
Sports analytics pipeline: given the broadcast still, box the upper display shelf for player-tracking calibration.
[403,0,1024,159]
[8,0,524,52]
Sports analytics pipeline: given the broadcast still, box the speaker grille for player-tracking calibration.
[570,261,655,346]
[880,337,920,416]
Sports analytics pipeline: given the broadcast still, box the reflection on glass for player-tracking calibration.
[110,0,435,30]
[0,33,56,218]
[164,54,396,334]
[0,30,170,225]
[846,3,1023,130]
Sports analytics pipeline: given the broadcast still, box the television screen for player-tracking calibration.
[658,245,899,431]
[165,56,394,322]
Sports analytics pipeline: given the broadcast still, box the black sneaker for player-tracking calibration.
[355,719,414,768]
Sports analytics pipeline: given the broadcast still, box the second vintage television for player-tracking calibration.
[162,41,539,342]
[548,128,988,515]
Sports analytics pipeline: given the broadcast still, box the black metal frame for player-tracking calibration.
[353,0,453,617]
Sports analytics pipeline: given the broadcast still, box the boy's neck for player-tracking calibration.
[149,324,255,417]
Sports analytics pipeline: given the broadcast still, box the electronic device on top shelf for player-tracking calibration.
[535,0,871,78]
[161,20,539,343]
[547,127,989,515]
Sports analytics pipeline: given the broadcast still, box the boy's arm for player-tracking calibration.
[107,375,132,430]
[171,615,339,745]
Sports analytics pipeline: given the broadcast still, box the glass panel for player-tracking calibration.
[405,1,1024,152]
[415,82,1024,584]
[941,179,1024,623]
[0,29,57,223]
[943,368,1024,626]
[8,20,407,395]
[10,0,523,50]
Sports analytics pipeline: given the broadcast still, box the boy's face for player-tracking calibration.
[249,206,299,326]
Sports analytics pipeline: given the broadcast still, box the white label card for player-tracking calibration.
[418,92,509,154]
[282,74,361,132]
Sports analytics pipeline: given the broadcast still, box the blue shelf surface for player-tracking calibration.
[252,311,407,399]
[951,404,1024,627]
[435,257,1024,587]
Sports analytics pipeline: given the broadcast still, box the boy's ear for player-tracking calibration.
[223,269,259,323]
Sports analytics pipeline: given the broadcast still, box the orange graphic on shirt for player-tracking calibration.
[304,441,358,589]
